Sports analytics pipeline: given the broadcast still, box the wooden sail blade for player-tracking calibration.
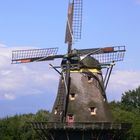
[12,47,62,64]
[77,48,101,55]
[65,0,83,43]
[65,1,74,43]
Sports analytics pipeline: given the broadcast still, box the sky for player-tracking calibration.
[0,0,140,118]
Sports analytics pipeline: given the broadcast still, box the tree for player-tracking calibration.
[121,86,140,112]
[109,86,140,140]
[0,110,49,140]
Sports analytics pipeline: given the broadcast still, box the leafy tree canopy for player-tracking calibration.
[121,86,140,112]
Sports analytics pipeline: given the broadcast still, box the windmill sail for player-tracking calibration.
[65,1,74,43]
[92,46,125,64]
[65,0,82,43]
[78,46,126,64]
[12,48,63,64]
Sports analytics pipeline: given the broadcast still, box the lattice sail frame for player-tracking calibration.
[72,0,82,41]
[65,0,83,43]
[12,48,58,64]
[78,46,126,64]
[92,46,126,64]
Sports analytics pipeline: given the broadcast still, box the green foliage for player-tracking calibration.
[0,110,49,140]
[110,87,140,140]
[121,86,140,112]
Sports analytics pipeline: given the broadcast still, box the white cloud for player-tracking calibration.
[4,93,15,100]
[107,70,140,101]
[0,43,7,48]
[0,44,60,100]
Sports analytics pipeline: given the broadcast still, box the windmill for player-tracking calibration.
[12,0,131,140]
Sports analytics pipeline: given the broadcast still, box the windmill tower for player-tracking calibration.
[12,0,131,139]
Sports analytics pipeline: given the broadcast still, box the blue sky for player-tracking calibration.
[0,0,140,118]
